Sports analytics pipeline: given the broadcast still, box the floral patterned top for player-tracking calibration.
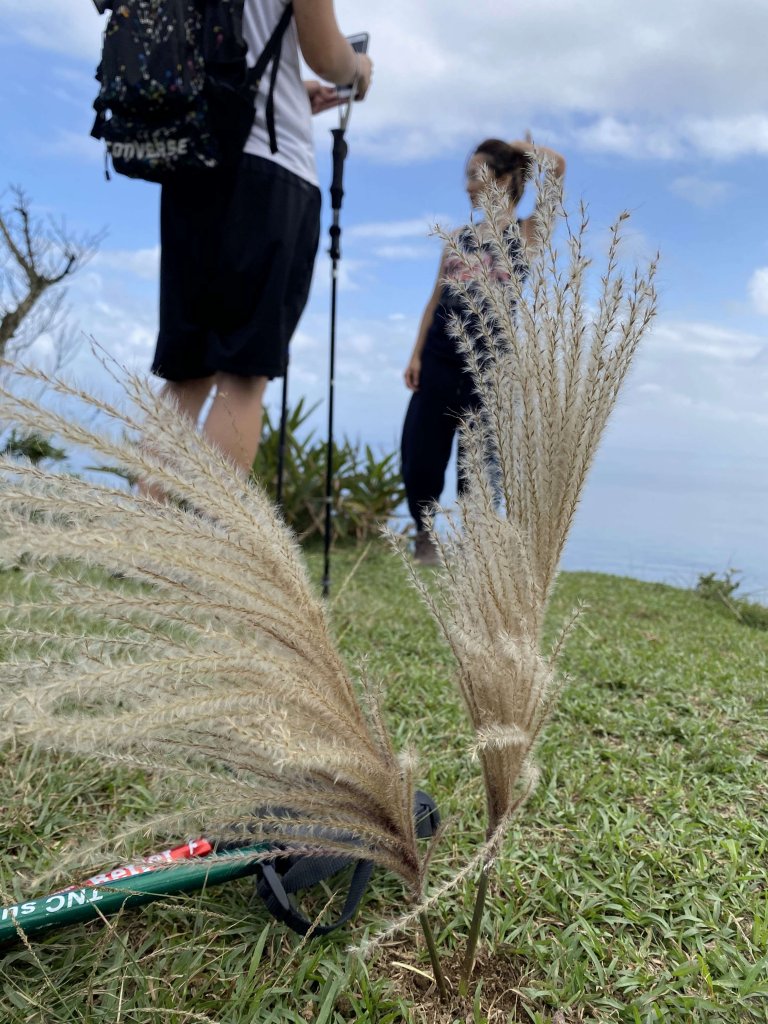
[424,221,526,364]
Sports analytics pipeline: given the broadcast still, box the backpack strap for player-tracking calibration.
[258,855,374,937]
[248,1,294,154]
[255,790,440,937]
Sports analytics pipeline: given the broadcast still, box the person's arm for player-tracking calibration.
[405,255,446,391]
[516,140,566,179]
[514,137,566,251]
[293,0,373,97]
[304,80,342,114]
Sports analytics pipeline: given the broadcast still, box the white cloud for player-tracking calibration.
[347,217,447,241]
[61,266,159,381]
[333,0,768,162]
[311,257,367,295]
[669,176,730,209]
[346,219,443,265]
[24,332,56,362]
[289,329,321,355]
[684,114,768,160]
[647,321,766,362]
[559,114,768,162]
[37,129,103,164]
[623,319,768,433]
[346,332,374,356]
[0,1,102,60]
[95,246,161,281]
[5,0,768,163]
[571,117,683,160]
[372,244,435,262]
[748,268,768,316]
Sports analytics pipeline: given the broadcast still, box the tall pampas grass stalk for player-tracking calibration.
[0,158,656,1000]
[392,159,658,987]
[0,366,430,919]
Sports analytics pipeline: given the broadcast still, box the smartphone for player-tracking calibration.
[337,33,369,100]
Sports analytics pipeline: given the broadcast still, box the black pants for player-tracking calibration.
[401,348,481,531]
[154,155,321,382]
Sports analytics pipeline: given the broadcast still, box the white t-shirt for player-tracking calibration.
[242,0,318,187]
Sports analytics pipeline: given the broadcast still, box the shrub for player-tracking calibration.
[1,429,67,465]
[695,569,768,631]
[252,398,404,543]
[695,568,741,602]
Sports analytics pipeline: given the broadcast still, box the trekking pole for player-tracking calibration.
[321,90,356,598]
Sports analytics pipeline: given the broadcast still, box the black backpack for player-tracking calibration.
[224,791,441,937]
[91,0,293,182]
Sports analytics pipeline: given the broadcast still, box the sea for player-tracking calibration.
[560,446,768,602]
[38,423,768,606]
[409,443,768,604]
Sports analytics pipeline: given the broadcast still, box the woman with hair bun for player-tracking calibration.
[400,137,566,564]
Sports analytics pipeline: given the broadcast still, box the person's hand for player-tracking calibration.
[404,354,421,391]
[304,80,342,114]
[353,53,373,101]
[508,134,535,154]
[510,132,566,178]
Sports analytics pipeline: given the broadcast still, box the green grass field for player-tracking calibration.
[1,545,767,1023]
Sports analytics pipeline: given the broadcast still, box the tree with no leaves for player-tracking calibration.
[0,185,104,366]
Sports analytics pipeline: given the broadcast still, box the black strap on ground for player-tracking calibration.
[258,856,374,937]
[255,790,440,937]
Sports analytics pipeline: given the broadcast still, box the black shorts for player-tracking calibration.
[153,154,321,381]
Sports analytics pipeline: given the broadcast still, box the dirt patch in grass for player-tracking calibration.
[380,943,572,1023]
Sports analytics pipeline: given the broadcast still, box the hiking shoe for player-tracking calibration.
[413,531,440,566]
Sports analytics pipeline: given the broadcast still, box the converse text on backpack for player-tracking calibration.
[108,138,191,162]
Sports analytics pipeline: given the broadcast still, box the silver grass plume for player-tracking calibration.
[0,365,425,895]
[398,162,658,832]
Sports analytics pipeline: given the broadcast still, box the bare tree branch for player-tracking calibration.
[0,203,31,276]
[0,185,106,362]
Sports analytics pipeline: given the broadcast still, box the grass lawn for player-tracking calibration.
[1,543,767,1023]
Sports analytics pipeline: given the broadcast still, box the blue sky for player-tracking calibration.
[1,1,767,595]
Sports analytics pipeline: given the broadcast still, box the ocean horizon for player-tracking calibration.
[408,443,768,604]
[21,424,767,606]
[560,446,768,602]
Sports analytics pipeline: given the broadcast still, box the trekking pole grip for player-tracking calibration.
[330,127,348,212]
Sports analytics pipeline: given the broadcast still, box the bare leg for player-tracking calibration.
[202,372,268,476]
[161,376,216,423]
[138,376,214,500]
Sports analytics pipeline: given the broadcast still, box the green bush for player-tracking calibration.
[695,568,741,602]
[1,429,67,465]
[252,398,405,543]
[695,569,768,631]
